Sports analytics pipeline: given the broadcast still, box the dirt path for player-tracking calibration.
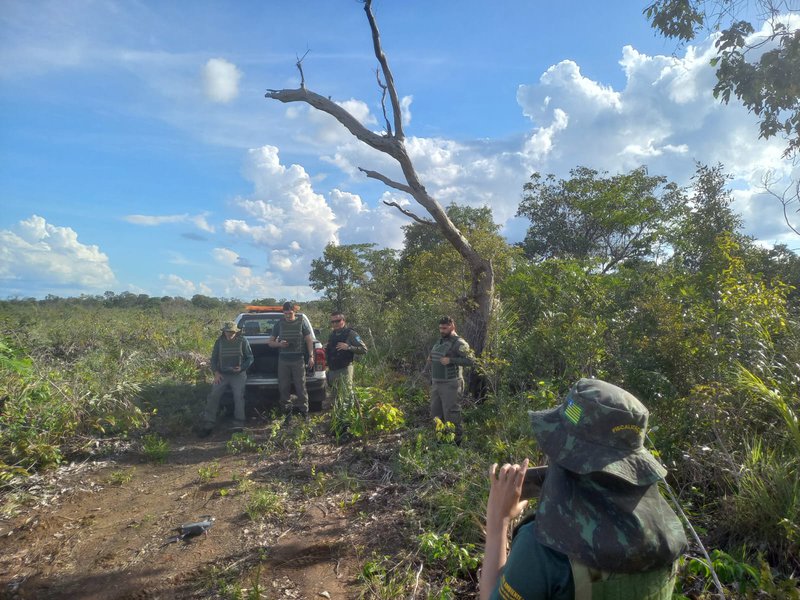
[0,420,387,599]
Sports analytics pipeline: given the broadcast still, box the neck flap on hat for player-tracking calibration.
[534,465,687,573]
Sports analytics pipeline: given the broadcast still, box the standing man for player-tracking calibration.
[199,321,254,437]
[325,311,368,407]
[428,315,473,444]
[269,301,315,420]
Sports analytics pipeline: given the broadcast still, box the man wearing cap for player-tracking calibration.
[480,378,687,600]
[428,316,474,443]
[268,301,315,419]
[325,311,368,408]
[198,321,254,437]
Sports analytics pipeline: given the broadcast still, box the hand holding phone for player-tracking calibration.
[520,466,548,499]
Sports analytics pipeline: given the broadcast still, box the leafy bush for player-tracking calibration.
[418,531,479,576]
[141,433,169,463]
[245,487,285,520]
[330,386,405,440]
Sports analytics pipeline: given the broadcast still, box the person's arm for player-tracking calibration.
[240,338,254,372]
[479,458,529,600]
[347,331,367,355]
[210,339,223,384]
[450,339,474,367]
[268,322,282,348]
[304,333,315,367]
[303,322,315,367]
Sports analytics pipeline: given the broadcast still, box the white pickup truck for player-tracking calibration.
[235,306,328,412]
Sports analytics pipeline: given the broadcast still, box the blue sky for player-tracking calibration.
[1,1,797,300]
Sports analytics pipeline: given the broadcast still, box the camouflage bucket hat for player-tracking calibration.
[534,464,687,572]
[221,321,240,333]
[529,378,666,485]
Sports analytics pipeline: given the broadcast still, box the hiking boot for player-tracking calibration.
[230,421,245,433]
[197,424,214,438]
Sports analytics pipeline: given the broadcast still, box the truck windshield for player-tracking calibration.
[239,317,281,336]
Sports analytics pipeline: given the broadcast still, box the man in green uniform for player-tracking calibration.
[198,321,254,437]
[480,378,687,600]
[325,311,367,407]
[269,301,315,419]
[428,316,473,443]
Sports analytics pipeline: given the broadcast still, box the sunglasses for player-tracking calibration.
[330,318,343,323]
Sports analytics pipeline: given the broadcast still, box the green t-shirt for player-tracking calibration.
[490,521,574,600]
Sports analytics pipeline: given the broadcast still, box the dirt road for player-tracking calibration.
[0,420,400,599]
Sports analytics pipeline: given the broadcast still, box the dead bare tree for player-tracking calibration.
[762,170,800,237]
[265,0,495,368]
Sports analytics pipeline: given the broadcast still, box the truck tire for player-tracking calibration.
[308,388,326,413]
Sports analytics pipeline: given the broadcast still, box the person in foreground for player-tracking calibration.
[480,378,688,600]
[199,321,254,436]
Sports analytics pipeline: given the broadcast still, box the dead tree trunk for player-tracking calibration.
[265,0,494,381]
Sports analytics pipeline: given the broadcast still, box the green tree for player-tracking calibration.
[309,243,400,317]
[400,204,499,266]
[517,166,682,272]
[645,0,800,158]
[669,163,744,272]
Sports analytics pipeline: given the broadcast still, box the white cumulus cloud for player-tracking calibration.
[202,57,242,103]
[159,273,212,297]
[0,215,116,294]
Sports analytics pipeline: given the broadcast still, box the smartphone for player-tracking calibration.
[520,466,548,499]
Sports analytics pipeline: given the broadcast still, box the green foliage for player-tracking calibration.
[309,243,396,314]
[358,554,416,599]
[141,433,169,463]
[418,531,479,576]
[433,418,456,444]
[683,550,760,595]
[245,487,285,520]
[198,461,221,483]
[330,386,405,440]
[717,439,799,565]
[517,166,682,271]
[645,1,800,158]
[226,432,259,455]
[107,469,135,485]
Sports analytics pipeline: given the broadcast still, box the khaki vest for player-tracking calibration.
[278,317,305,357]
[570,560,677,600]
[219,335,243,371]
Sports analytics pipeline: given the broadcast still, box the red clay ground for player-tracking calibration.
[0,417,412,600]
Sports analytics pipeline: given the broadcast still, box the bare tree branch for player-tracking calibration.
[296,49,310,89]
[364,0,404,140]
[375,68,392,136]
[265,87,402,157]
[358,167,412,194]
[265,3,495,364]
[762,170,800,236]
[382,200,435,225]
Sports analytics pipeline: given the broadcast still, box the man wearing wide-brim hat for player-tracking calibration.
[198,321,254,437]
[480,378,687,600]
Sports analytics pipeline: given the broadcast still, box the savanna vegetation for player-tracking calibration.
[2,163,799,598]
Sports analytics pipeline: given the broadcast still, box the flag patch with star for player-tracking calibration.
[564,397,583,424]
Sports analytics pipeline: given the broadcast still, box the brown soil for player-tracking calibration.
[0,417,410,600]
